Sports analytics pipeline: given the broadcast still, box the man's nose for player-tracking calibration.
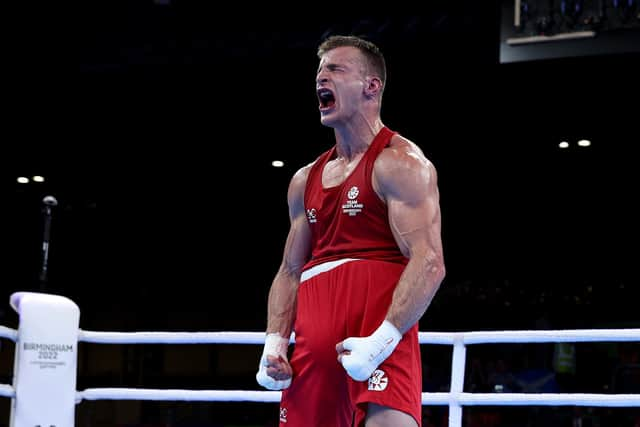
[316,72,328,85]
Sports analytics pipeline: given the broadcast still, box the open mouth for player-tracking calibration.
[317,88,335,110]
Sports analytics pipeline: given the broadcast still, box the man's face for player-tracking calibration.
[316,46,368,127]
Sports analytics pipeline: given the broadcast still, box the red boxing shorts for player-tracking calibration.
[279,258,422,427]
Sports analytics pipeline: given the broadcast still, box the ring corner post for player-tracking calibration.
[9,292,80,427]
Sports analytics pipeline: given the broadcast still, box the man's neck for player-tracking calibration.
[334,117,384,161]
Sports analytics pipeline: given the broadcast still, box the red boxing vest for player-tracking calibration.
[303,127,408,271]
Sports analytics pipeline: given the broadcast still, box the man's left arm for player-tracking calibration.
[336,143,445,381]
[383,148,445,333]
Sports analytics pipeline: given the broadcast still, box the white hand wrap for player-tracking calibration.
[256,333,291,390]
[340,320,402,381]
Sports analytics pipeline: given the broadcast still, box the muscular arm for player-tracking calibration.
[266,166,312,337]
[336,141,445,382]
[374,140,445,334]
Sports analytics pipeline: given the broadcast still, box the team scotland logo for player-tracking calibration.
[343,186,363,216]
[347,186,359,200]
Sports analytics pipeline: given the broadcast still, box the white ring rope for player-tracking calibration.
[0,325,17,341]
[0,384,15,399]
[459,328,640,344]
[73,389,640,407]
[76,328,640,345]
[78,330,272,345]
[78,388,282,403]
[456,393,640,407]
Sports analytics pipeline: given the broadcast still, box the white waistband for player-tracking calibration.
[300,258,360,283]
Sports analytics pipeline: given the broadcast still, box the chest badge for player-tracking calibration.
[342,186,364,216]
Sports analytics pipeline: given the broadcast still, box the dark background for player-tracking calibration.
[1,2,639,426]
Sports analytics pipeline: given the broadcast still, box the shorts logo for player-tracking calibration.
[306,208,317,223]
[279,407,288,423]
[368,369,389,391]
[342,186,364,216]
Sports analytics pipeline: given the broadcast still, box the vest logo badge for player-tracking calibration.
[280,407,288,423]
[306,208,317,223]
[368,369,389,391]
[343,186,364,216]
[347,186,359,199]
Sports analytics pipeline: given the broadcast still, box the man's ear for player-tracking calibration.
[364,76,383,98]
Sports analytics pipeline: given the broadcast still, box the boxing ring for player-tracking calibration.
[1,292,639,427]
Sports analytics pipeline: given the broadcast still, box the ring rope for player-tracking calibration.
[76,328,640,345]
[78,388,282,403]
[0,326,17,341]
[5,326,640,345]
[2,384,639,407]
[73,389,640,407]
[0,384,14,399]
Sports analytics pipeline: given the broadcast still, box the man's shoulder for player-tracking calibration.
[374,134,438,198]
[380,134,430,166]
[291,162,314,184]
[293,146,334,181]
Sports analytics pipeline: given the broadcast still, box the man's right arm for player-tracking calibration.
[266,165,312,337]
[256,166,312,390]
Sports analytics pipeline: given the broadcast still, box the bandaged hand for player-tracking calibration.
[336,320,402,381]
[256,333,292,390]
